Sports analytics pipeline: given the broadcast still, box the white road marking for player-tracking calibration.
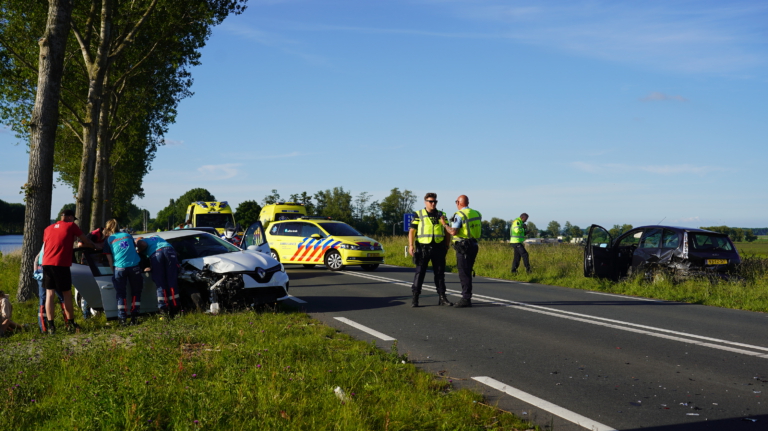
[334,317,396,341]
[342,272,768,358]
[473,377,617,431]
[586,290,660,302]
[286,295,307,303]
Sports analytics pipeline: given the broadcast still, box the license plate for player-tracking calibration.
[367,253,378,257]
[706,259,727,265]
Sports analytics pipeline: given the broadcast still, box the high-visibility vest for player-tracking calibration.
[453,207,482,241]
[510,217,525,243]
[412,209,447,244]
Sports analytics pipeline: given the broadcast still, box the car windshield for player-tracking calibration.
[166,233,241,260]
[318,223,362,237]
[195,214,235,229]
[690,233,734,252]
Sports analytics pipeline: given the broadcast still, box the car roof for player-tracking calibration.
[134,229,219,240]
[631,225,724,235]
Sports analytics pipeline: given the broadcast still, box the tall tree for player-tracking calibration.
[380,188,416,229]
[262,189,281,206]
[234,200,261,227]
[547,220,561,238]
[314,187,353,224]
[12,0,74,302]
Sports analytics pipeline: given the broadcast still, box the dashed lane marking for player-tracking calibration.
[334,317,396,341]
[473,377,617,431]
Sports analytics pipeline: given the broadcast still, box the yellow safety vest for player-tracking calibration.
[412,209,447,244]
[453,208,482,241]
[510,217,525,243]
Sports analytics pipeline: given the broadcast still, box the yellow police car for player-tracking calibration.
[266,217,384,271]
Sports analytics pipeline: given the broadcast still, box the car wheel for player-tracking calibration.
[270,249,280,262]
[303,264,316,268]
[324,250,344,271]
[361,264,379,271]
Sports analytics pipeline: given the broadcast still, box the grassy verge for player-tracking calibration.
[1,251,536,430]
[379,237,768,313]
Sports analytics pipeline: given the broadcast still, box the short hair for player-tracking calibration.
[520,213,529,218]
[424,192,437,201]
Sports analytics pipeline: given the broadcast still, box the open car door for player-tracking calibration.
[584,224,615,279]
[242,221,270,255]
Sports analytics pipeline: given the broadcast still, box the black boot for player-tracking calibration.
[130,312,140,326]
[455,298,472,308]
[46,319,56,335]
[118,317,128,327]
[65,319,81,333]
[411,292,420,308]
[438,294,453,306]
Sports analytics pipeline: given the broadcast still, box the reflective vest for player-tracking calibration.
[453,207,482,241]
[413,209,447,244]
[510,217,526,243]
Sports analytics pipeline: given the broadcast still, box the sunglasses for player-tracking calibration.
[425,200,438,203]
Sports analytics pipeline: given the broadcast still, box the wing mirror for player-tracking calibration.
[310,233,323,239]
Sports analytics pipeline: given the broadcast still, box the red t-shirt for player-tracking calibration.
[42,221,84,266]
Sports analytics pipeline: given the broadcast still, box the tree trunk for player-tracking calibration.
[75,0,112,234]
[17,0,74,302]
[91,82,112,229]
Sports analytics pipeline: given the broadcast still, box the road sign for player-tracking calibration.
[403,213,415,232]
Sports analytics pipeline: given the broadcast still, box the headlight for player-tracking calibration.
[339,244,361,250]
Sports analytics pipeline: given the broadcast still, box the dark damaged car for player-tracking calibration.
[584,225,741,280]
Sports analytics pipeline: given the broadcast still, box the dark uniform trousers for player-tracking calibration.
[511,243,531,272]
[456,239,479,299]
[411,242,448,296]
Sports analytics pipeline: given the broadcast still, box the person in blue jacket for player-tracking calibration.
[136,236,181,317]
[103,220,143,326]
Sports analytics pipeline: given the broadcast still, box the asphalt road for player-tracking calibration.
[283,264,768,431]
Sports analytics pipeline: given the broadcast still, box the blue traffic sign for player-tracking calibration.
[403,213,415,232]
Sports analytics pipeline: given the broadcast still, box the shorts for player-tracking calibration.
[42,266,72,292]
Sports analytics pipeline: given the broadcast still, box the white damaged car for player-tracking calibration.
[71,222,289,319]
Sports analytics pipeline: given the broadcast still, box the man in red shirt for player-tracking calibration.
[42,209,96,334]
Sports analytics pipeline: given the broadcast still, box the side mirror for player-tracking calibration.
[247,245,259,251]
[310,233,323,239]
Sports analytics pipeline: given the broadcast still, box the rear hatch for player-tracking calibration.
[686,232,741,272]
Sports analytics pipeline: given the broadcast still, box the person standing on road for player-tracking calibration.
[136,236,181,317]
[510,213,531,274]
[408,193,452,308]
[103,219,143,326]
[42,209,96,334]
[442,195,481,308]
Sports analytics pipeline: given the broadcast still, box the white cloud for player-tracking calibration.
[640,92,688,102]
[571,162,724,176]
[197,163,241,180]
[163,138,184,147]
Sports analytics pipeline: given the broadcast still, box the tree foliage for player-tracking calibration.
[235,200,261,228]
[547,221,561,238]
[154,188,215,230]
[700,226,747,242]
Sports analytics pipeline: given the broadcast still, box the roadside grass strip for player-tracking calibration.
[472,377,617,431]
[343,272,768,359]
[334,317,396,341]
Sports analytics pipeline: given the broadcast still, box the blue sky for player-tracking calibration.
[2,0,767,229]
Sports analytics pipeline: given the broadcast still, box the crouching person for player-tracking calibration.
[136,236,181,317]
[103,220,143,326]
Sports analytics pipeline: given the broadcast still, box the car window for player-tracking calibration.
[278,222,302,237]
[167,234,240,259]
[662,229,680,249]
[589,226,611,248]
[318,223,362,236]
[639,228,662,248]
[618,230,643,247]
[195,213,235,229]
[690,233,734,251]
[301,223,324,237]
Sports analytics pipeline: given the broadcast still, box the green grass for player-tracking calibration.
[0,251,536,431]
[735,241,768,257]
[379,236,768,313]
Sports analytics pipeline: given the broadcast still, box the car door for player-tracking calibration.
[241,221,270,255]
[584,224,615,278]
[274,222,302,262]
[633,228,663,272]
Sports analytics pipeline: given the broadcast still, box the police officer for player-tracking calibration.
[408,193,452,307]
[103,219,143,326]
[442,195,481,308]
[510,213,531,274]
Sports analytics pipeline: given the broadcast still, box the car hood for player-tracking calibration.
[185,250,278,273]
[339,236,381,247]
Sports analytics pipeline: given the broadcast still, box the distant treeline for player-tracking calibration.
[0,199,24,234]
[748,228,768,236]
[701,226,759,242]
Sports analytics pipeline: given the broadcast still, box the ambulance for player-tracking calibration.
[184,201,236,235]
[259,202,308,229]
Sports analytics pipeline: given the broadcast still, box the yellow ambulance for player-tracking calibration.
[184,201,236,235]
[258,202,308,228]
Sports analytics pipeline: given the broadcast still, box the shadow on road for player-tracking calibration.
[622,414,766,431]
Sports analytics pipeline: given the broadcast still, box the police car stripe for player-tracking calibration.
[313,241,342,262]
[306,237,334,261]
[297,238,317,261]
[290,238,314,261]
